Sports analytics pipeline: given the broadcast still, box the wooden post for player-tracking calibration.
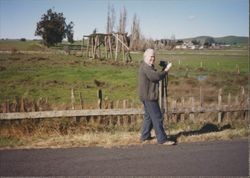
[122,35,125,63]
[81,36,84,57]
[123,99,128,126]
[94,35,99,59]
[96,89,102,124]
[80,92,84,110]
[98,35,101,58]
[20,97,25,112]
[240,86,245,106]
[88,37,91,58]
[218,88,222,123]
[91,36,95,59]
[108,35,113,59]
[97,89,102,109]
[181,97,185,121]
[71,88,75,110]
[116,100,121,126]
[227,93,231,120]
[172,99,177,122]
[115,34,119,61]
[200,86,203,107]
[104,36,108,59]
[189,97,195,120]
[227,93,231,106]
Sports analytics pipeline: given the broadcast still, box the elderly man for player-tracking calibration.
[138,48,174,145]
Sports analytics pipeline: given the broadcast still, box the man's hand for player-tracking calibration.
[165,62,172,72]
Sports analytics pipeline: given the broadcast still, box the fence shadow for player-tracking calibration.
[169,123,232,143]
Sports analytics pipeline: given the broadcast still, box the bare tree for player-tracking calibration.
[170,34,176,49]
[106,4,116,33]
[118,6,127,33]
[130,14,141,51]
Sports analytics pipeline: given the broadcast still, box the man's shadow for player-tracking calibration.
[168,122,232,143]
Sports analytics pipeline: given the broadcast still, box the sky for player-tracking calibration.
[0,0,249,40]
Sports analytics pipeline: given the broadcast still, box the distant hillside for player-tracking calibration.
[181,36,248,45]
[214,36,248,44]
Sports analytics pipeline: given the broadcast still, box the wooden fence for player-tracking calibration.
[0,105,248,120]
[0,87,248,122]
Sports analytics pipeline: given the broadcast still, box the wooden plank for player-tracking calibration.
[0,107,248,120]
[0,108,144,120]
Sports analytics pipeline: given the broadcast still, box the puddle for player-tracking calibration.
[197,75,207,81]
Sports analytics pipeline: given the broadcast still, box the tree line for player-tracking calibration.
[35,6,144,50]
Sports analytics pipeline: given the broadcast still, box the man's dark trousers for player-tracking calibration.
[141,100,167,144]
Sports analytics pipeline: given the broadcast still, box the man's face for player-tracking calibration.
[149,56,155,66]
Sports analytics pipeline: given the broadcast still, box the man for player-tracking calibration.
[138,48,174,145]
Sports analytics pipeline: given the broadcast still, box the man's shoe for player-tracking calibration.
[144,136,155,141]
[141,136,156,144]
[160,140,176,145]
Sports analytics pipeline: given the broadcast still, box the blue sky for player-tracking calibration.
[0,0,249,40]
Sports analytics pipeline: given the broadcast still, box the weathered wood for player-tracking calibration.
[115,34,119,61]
[200,87,203,107]
[218,88,222,123]
[97,89,102,109]
[71,88,75,110]
[0,106,248,120]
[79,92,84,110]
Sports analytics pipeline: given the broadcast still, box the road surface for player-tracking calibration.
[0,139,248,176]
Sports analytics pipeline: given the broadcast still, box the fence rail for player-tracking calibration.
[0,106,248,120]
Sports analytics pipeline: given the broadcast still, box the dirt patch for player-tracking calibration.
[0,66,6,71]
[28,57,49,61]
[196,67,206,72]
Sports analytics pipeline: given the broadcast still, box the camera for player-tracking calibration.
[159,60,168,70]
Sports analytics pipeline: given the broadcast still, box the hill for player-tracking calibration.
[181,36,248,45]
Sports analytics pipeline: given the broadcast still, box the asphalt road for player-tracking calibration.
[0,139,248,176]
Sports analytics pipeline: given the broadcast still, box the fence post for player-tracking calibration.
[97,89,102,109]
[71,88,75,110]
[189,97,195,120]
[20,97,25,112]
[172,99,177,122]
[116,100,121,126]
[123,100,128,126]
[79,92,84,110]
[181,97,185,121]
[227,93,231,120]
[200,87,203,107]
[218,88,222,123]
[240,86,245,106]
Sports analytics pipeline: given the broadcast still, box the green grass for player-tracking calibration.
[0,40,46,51]
[0,41,248,149]
[0,42,248,106]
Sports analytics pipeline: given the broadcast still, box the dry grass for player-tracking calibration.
[0,112,248,149]
[0,123,248,150]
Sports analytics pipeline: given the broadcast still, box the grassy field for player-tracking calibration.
[0,40,248,148]
[0,40,248,107]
